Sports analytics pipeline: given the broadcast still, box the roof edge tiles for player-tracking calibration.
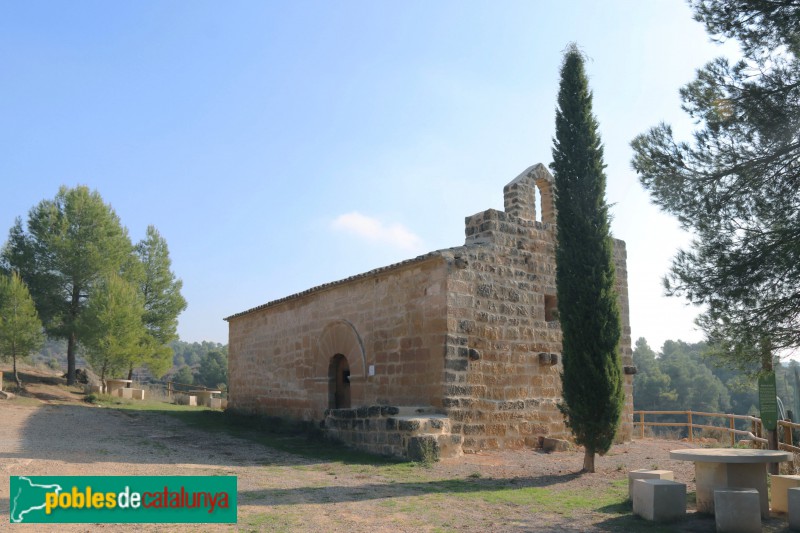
[224,251,447,321]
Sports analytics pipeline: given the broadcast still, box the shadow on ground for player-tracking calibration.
[1,400,405,468]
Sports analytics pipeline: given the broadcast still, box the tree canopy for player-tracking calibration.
[1,186,187,384]
[131,226,187,378]
[631,0,800,360]
[0,272,44,387]
[552,44,624,473]
[2,186,134,384]
[78,274,144,384]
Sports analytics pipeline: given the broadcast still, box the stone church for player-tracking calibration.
[226,163,633,460]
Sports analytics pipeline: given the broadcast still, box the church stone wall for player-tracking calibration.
[439,164,633,452]
[227,257,449,421]
[226,163,634,457]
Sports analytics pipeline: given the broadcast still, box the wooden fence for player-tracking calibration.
[634,410,800,454]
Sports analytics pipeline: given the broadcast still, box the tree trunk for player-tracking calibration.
[127,365,134,382]
[583,449,595,473]
[67,331,77,385]
[13,353,22,389]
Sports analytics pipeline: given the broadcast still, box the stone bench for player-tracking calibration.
[714,488,761,533]
[628,469,673,500]
[788,487,800,530]
[770,474,800,513]
[632,478,686,522]
[175,394,197,406]
[118,387,134,399]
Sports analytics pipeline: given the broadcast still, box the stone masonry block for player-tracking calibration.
[714,488,760,533]
[408,435,439,462]
[628,469,674,500]
[541,437,569,453]
[632,479,686,522]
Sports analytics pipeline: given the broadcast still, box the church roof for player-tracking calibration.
[224,250,447,321]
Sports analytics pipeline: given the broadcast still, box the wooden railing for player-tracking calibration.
[635,410,800,455]
[779,419,800,453]
[634,410,767,447]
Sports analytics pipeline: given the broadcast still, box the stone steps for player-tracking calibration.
[387,414,451,435]
[324,405,463,461]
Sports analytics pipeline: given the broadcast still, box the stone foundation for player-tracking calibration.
[324,406,463,460]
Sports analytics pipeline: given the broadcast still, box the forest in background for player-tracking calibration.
[633,338,800,422]
[28,338,228,391]
[25,334,800,420]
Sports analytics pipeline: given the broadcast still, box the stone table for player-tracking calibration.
[105,379,133,396]
[195,390,222,407]
[670,448,792,517]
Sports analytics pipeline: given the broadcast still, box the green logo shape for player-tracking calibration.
[10,476,237,523]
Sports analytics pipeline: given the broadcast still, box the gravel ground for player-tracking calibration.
[0,371,794,532]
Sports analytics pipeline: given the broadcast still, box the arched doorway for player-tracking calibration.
[329,354,351,409]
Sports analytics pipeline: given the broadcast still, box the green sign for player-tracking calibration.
[9,476,237,524]
[759,372,778,431]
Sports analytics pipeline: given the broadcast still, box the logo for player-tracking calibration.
[10,476,237,523]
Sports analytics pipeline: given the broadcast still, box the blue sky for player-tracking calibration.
[0,1,739,351]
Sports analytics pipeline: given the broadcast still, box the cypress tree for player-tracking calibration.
[551,44,623,473]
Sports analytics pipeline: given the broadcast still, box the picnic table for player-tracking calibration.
[670,448,793,517]
[105,379,132,396]
[195,390,222,407]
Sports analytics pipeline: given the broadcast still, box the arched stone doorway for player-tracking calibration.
[329,354,351,409]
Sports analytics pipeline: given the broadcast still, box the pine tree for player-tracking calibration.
[1,186,135,384]
[130,225,187,378]
[632,0,800,359]
[0,272,44,388]
[551,44,623,473]
[78,274,144,385]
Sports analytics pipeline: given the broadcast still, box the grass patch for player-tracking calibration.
[434,478,629,516]
[89,393,210,412]
[241,511,301,532]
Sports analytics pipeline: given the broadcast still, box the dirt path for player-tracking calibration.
[0,373,791,532]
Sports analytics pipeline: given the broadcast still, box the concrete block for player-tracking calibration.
[632,479,686,522]
[788,487,800,530]
[628,469,674,500]
[130,389,145,400]
[89,384,103,394]
[175,393,197,406]
[771,474,800,513]
[714,488,761,533]
[209,397,222,409]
